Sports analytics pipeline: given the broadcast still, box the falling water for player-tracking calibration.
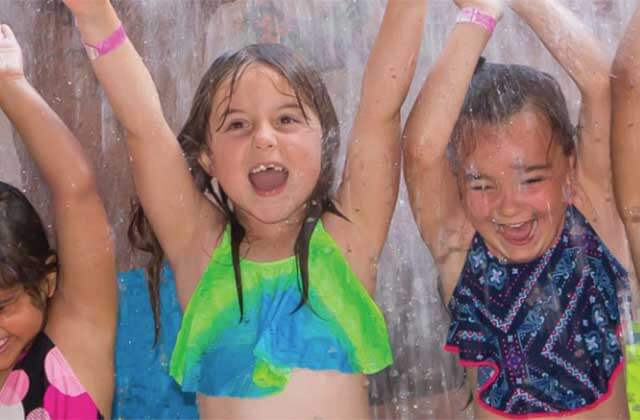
[0,1,636,418]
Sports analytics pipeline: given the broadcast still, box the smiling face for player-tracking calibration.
[459,109,574,263]
[200,63,323,228]
[0,283,49,382]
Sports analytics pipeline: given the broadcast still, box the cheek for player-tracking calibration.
[210,140,243,175]
[464,191,493,221]
[525,184,565,214]
[290,138,322,177]
[211,138,240,161]
[0,302,44,337]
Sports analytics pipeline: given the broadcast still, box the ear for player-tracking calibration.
[567,152,577,171]
[43,271,57,299]
[42,254,57,299]
[563,161,577,205]
[198,149,216,178]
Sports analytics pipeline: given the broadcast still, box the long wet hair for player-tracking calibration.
[129,44,345,341]
[0,181,57,310]
[447,58,577,176]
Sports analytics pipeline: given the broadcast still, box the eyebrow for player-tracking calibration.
[512,163,552,172]
[225,102,302,116]
[463,172,489,182]
[278,103,304,112]
[0,294,17,306]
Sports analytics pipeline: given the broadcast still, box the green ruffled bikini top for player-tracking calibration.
[169,220,393,397]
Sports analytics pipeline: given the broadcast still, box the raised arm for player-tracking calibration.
[612,6,640,277]
[337,0,427,255]
[509,0,611,191]
[63,0,219,263]
[403,0,501,256]
[0,24,115,332]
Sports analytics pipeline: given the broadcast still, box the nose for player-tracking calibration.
[495,184,522,218]
[252,123,277,150]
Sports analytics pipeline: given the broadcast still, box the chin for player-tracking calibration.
[249,207,305,225]
[0,351,21,371]
[502,243,547,264]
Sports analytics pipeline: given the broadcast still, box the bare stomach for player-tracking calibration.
[197,369,371,419]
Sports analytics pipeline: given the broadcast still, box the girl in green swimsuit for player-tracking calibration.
[63,0,428,417]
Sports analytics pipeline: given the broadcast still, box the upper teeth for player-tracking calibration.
[506,222,526,228]
[251,164,285,174]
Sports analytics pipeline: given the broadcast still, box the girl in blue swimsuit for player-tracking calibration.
[404,0,632,417]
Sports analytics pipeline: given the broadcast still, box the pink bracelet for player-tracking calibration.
[83,24,127,60]
[456,7,497,34]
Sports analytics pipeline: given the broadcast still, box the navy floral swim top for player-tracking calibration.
[445,206,627,417]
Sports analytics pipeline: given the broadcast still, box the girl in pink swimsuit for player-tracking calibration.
[0,24,116,419]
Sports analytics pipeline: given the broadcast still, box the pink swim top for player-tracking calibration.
[0,332,103,419]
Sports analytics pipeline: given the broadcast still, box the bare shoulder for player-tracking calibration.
[322,210,378,295]
[45,317,114,417]
[429,215,475,304]
[173,200,227,309]
[573,180,633,271]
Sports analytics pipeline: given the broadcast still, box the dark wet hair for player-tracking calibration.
[447,57,577,175]
[0,181,57,310]
[129,43,345,341]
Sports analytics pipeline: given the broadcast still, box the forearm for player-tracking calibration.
[403,18,492,247]
[612,7,640,90]
[359,0,427,120]
[72,2,169,140]
[510,0,610,100]
[405,21,491,165]
[0,77,96,198]
[612,7,640,226]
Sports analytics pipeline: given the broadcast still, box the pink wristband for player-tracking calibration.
[456,7,497,34]
[83,25,127,60]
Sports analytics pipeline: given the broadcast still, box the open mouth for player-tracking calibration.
[495,219,536,245]
[248,163,289,196]
[0,336,9,353]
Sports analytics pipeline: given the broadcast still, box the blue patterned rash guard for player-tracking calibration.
[445,206,627,417]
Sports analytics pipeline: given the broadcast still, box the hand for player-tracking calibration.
[454,0,505,20]
[0,25,24,80]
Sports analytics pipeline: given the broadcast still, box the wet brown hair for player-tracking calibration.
[129,44,345,341]
[0,181,57,311]
[447,58,577,176]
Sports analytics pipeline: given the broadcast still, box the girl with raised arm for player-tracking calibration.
[405,0,630,417]
[0,24,116,418]
[63,0,426,417]
[612,4,640,418]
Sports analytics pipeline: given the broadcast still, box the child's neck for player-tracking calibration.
[237,212,306,262]
[0,368,9,391]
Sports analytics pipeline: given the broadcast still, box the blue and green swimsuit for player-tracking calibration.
[170,221,393,397]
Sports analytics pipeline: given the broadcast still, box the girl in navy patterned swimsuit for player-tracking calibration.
[404,0,632,417]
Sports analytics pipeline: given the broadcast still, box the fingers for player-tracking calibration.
[0,24,16,41]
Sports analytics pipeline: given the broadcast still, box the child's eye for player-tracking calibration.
[523,177,545,185]
[278,115,298,125]
[469,183,494,192]
[0,297,16,314]
[225,120,248,131]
